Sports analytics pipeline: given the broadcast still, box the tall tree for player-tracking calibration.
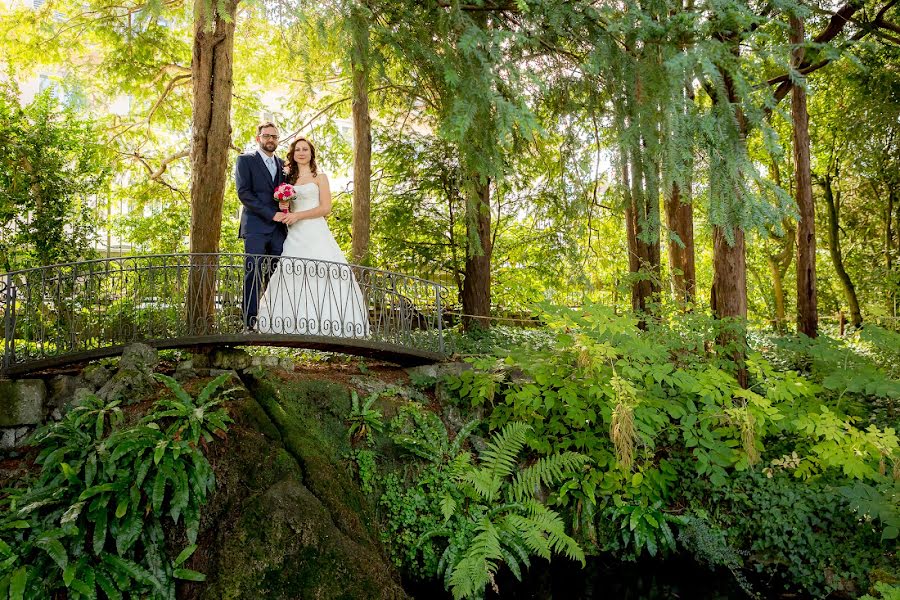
[349,0,372,265]
[817,173,862,328]
[186,0,239,333]
[791,14,818,338]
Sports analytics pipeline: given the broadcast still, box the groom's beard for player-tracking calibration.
[260,141,277,153]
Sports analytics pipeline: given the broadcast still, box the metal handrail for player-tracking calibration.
[0,253,452,376]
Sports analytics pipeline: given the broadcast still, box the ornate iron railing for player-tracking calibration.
[1,253,452,376]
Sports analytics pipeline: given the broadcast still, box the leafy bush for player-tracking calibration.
[380,405,586,599]
[439,303,899,595]
[0,374,234,599]
[686,471,889,597]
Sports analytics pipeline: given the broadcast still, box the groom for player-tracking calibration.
[235,121,287,330]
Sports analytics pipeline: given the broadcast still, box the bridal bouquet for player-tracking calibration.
[274,183,296,213]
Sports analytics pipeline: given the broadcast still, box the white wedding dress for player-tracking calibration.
[256,182,370,337]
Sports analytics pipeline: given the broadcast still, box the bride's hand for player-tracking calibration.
[278,201,290,212]
[282,212,303,226]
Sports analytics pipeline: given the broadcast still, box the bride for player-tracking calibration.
[256,137,370,337]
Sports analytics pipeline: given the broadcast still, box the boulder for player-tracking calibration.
[250,355,281,368]
[96,343,159,405]
[0,379,46,426]
[0,428,16,450]
[81,363,112,389]
[0,427,32,451]
[120,343,159,371]
[47,375,81,412]
[209,348,252,371]
[174,359,195,382]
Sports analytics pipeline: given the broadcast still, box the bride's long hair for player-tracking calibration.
[283,137,318,184]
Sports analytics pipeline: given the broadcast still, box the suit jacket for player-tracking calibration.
[235,150,286,238]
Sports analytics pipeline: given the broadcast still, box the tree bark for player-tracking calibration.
[461,178,491,330]
[887,186,894,274]
[627,141,661,323]
[350,2,372,265]
[666,182,696,305]
[711,226,748,387]
[888,187,897,318]
[186,0,238,335]
[791,14,818,338]
[766,220,795,331]
[820,175,862,329]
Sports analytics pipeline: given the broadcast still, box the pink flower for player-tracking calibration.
[274,183,296,212]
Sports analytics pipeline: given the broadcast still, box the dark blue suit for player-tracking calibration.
[235,150,287,328]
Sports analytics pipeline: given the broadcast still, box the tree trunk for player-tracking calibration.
[766,220,795,332]
[627,143,660,323]
[710,61,749,386]
[711,226,748,387]
[887,186,896,317]
[666,182,695,305]
[461,178,491,330]
[820,175,862,329]
[186,0,238,335]
[350,2,372,265]
[791,15,818,338]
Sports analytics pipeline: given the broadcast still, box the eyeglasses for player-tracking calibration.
[259,134,278,140]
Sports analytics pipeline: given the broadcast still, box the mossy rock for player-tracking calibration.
[182,372,407,600]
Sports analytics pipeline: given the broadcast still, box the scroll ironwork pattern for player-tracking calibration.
[0,254,449,375]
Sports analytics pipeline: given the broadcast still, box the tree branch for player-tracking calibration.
[128,149,189,181]
[147,74,191,123]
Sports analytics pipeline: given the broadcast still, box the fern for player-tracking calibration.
[508,452,588,503]
[430,423,587,599]
[0,378,231,599]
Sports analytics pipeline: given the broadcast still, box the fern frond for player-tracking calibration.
[508,452,587,503]
[504,514,552,560]
[153,374,193,406]
[479,423,530,483]
[449,419,482,455]
[195,372,233,405]
[528,504,586,565]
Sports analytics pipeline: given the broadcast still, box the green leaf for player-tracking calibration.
[78,483,120,501]
[882,526,899,541]
[152,469,167,513]
[115,513,143,554]
[95,570,121,600]
[10,567,26,600]
[115,498,128,519]
[92,508,108,555]
[153,442,167,466]
[173,568,206,582]
[173,544,197,567]
[37,538,67,571]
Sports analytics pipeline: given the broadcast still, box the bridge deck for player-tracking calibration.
[2,334,444,377]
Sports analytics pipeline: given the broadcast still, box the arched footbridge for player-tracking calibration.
[0,254,453,377]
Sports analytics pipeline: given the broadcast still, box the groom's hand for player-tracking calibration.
[273,212,286,223]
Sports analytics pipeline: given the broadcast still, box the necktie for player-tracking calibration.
[265,156,275,181]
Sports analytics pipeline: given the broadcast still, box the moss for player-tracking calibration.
[248,374,380,542]
[181,374,407,600]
